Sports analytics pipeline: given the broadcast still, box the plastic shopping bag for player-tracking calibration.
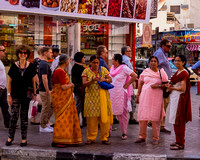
[28,100,38,119]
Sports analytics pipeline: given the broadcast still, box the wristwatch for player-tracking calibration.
[7,93,11,96]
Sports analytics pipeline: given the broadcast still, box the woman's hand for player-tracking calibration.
[99,77,107,82]
[135,95,139,104]
[70,83,75,88]
[33,95,36,102]
[151,83,160,89]
[123,83,129,89]
[7,95,13,106]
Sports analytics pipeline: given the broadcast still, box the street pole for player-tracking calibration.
[131,23,136,72]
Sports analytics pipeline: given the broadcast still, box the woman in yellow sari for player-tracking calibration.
[51,54,82,148]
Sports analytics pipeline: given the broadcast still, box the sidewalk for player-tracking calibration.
[0,86,200,160]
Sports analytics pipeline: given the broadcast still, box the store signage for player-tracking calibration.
[0,0,151,23]
[142,23,152,47]
[186,44,200,51]
[83,24,101,32]
[150,0,158,18]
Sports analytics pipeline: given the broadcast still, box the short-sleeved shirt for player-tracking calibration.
[192,60,200,70]
[153,47,171,79]
[71,63,85,93]
[8,63,36,99]
[52,68,67,85]
[81,67,111,117]
[38,60,52,91]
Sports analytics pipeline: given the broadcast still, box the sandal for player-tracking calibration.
[170,142,177,146]
[102,140,111,145]
[170,144,184,150]
[135,138,146,143]
[85,140,95,145]
[121,134,128,140]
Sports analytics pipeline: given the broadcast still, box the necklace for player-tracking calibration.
[18,61,27,76]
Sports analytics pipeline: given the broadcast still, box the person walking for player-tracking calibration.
[6,45,37,146]
[31,46,43,125]
[0,44,10,129]
[109,54,137,140]
[51,54,82,148]
[38,46,54,132]
[121,46,138,124]
[82,55,113,145]
[167,55,192,150]
[71,52,86,127]
[135,56,168,145]
[153,39,172,133]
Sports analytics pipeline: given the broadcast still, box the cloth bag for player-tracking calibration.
[28,100,38,119]
[98,67,114,90]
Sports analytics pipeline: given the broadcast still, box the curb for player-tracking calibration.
[1,147,167,160]
[1,148,200,160]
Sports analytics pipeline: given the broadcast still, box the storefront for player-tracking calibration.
[136,30,200,64]
[0,0,152,66]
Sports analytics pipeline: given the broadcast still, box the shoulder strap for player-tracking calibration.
[159,69,162,81]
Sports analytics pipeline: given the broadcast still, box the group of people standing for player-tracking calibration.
[0,39,192,150]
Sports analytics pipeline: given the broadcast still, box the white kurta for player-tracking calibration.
[167,70,185,124]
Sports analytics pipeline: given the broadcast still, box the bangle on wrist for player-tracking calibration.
[7,93,11,96]
[34,94,37,96]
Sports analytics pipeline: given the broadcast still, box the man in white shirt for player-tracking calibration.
[0,45,10,128]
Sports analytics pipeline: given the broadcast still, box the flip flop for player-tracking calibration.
[170,144,184,150]
[85,140,95,145]
[170,142,177,146]
[121,134,128,140]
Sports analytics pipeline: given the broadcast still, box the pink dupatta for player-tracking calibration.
[110,65,133,101]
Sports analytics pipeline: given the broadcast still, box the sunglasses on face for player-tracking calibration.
[0,49,5,52]
[19,51,28,55]
[165,45,172,48]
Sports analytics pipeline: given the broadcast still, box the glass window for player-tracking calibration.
[170,5,180,14]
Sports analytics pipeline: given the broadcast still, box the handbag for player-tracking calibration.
[159,69,171,98]
[28,100,38,119]
[97,67,114,90]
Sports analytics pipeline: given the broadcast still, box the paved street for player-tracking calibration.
[0,86,200,160]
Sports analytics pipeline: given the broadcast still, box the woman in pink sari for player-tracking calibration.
[135,56,168,145]
[109,54,137,140]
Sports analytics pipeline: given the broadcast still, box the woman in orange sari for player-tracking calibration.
[51,54,82,148]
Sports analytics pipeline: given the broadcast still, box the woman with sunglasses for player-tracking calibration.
[6,45,37,147]
[82,55,112,145]
[167,55,192,150]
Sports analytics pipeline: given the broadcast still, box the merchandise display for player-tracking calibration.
[93,0,108,16]
[21,0,40,8]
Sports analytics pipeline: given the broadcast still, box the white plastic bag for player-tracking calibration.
[28,100,38,119]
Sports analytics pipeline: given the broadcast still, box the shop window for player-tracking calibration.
[187,23,194,28]
[170,5,180,14]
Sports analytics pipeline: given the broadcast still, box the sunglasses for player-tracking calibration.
[19,51,28,55]
[0,49,5,52]
[165,45,172,48]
